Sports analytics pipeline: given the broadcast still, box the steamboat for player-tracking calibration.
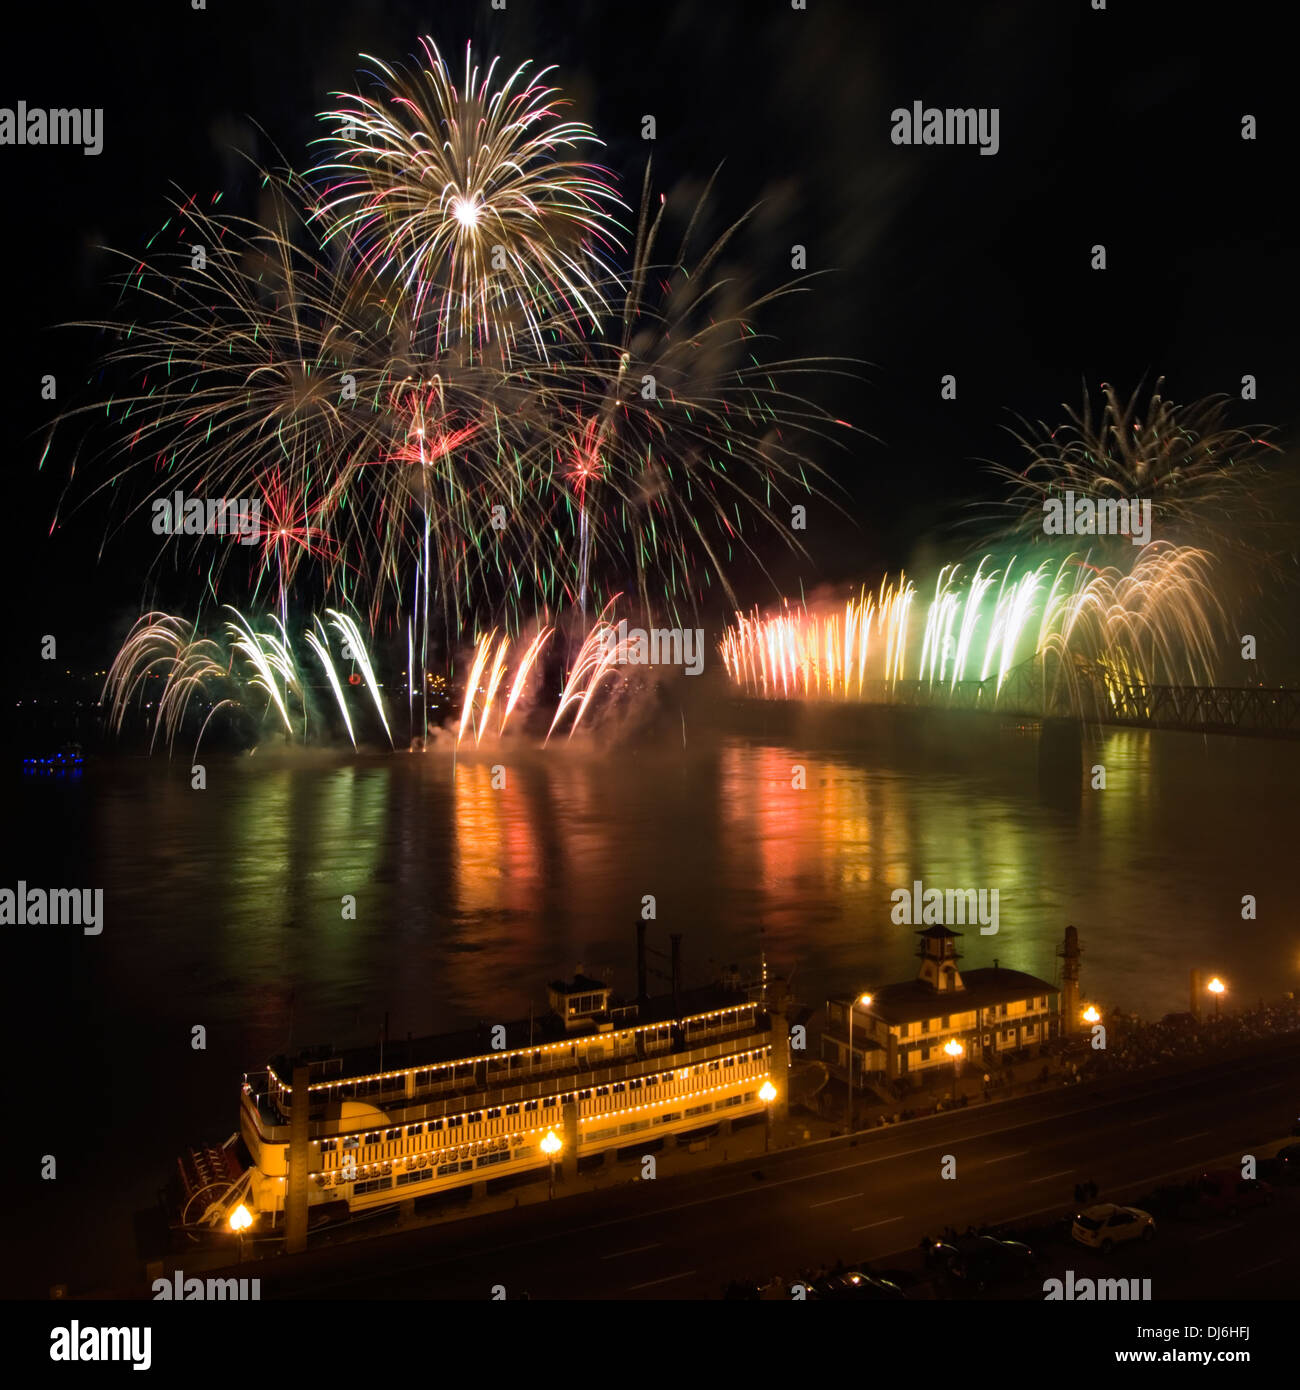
[175,929,790,1241]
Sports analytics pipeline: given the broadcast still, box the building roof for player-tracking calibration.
[271,982,758,1083]
[548,974,609,994]
[833,967,1057,1027]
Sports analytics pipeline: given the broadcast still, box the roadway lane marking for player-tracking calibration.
[1237,1257,1282,1276]
[852,1216,903,1232]
[627,1270,696,1291]
[984,1150,1029,1164]
[1029,1169,1075,1184]
[811,1193,863,1208]
[1193,1224,1245,1242]
[1175,1131,1213,1142]
[602,1243,661,1259]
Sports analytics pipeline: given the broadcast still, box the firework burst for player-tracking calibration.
[986,380,1289,576]
[311,39,625,360]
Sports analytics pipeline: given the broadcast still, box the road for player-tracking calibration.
[245,1038,1300,1300]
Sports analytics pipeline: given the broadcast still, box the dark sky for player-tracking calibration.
[3,0,1294,662]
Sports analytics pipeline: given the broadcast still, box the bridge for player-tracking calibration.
[796,659,1300,738]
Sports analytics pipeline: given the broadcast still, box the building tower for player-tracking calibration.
[916,925,965,993]
[1058,925,1082,1034]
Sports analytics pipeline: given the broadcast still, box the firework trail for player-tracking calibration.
[529,163,856,624]
[546,600,627,741]
[721,544,1227,718]
[105,607,393,754]
[305,619,357,748]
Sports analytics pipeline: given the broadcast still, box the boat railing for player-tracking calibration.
[251,1024,774,1142]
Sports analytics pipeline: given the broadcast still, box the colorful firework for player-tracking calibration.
[986,380,1288,574]
[721,543,1227,718]
[311,39,625,360]
[55,37,854,735]
[104,607,394,755]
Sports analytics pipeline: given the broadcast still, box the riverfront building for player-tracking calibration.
[823,925,1061,1085]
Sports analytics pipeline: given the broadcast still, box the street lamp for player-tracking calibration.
[943,1038,964,1102]
[846,992,873,1135]
[1082,1005,1100,1025]
[759,1080,777,1153]
[229,1202,252,1263]
[1207,976,1225,1020]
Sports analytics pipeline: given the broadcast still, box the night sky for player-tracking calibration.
[4,0,1294,663]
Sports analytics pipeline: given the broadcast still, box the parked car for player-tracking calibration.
[871,1265,926,1292]
[1071,1204,1156,1253]
[812,1270,906,1300]
[945,1236,1038,1292]
[1197,1170,1274,1217]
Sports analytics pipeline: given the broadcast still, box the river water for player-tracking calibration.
[9,710,1295,1294]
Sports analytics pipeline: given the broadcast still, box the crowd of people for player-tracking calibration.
[1076,996,1300,1079]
